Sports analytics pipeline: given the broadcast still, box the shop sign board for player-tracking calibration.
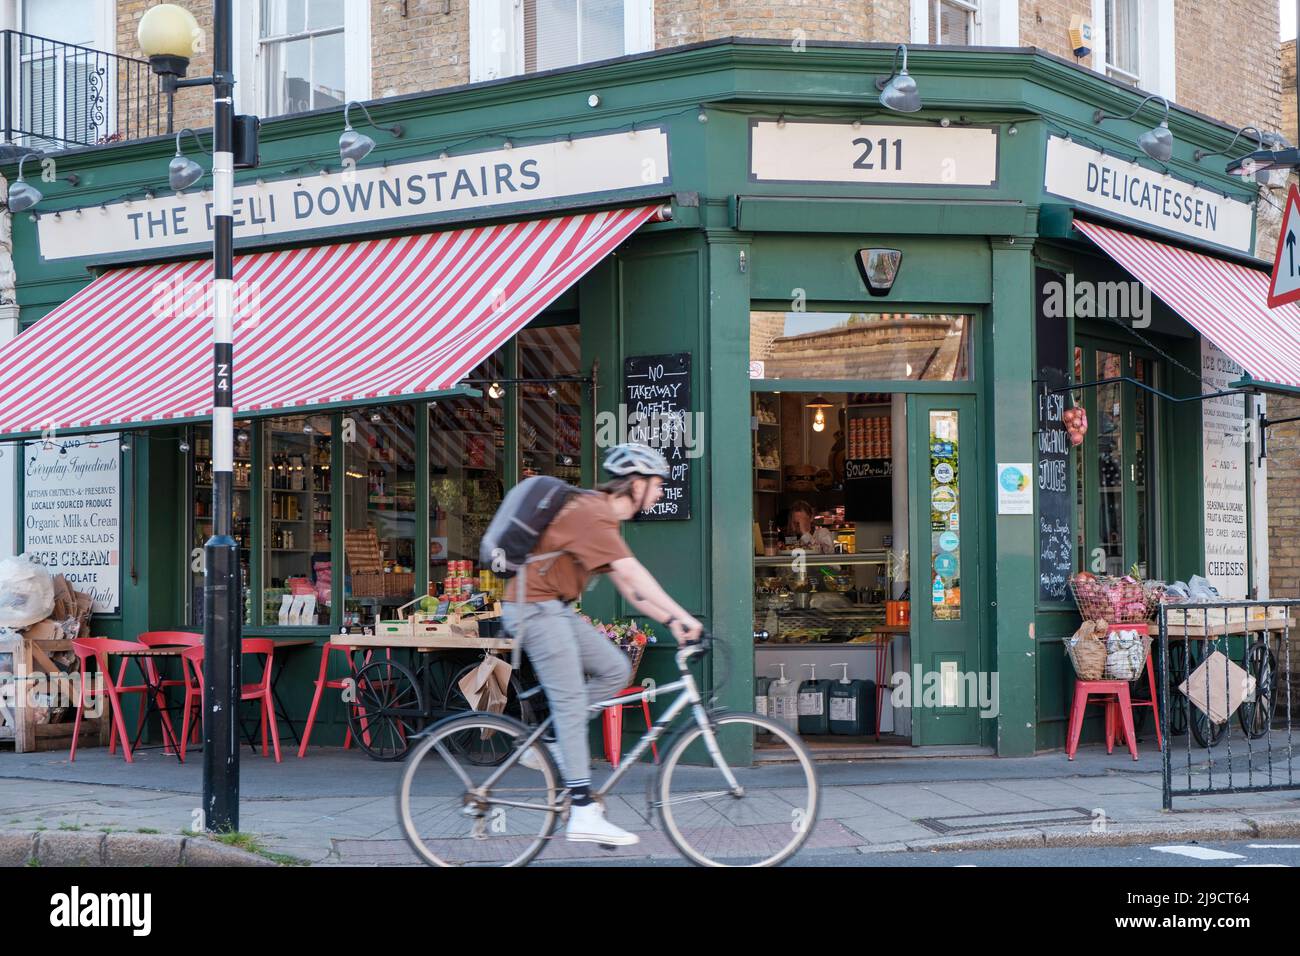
[749,119,999,186]
[1043,135,1254,254]
[1201,340,1250,598]
[623,353,691,520]
[35,127,672,262]
[21,433,121,613]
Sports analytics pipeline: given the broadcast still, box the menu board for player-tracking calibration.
[1036,269,1073,603]
[623,353,692,520]
[844,458,892,521]
[22,432,121,613]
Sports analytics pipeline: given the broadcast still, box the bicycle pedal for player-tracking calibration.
[599,843,618,851]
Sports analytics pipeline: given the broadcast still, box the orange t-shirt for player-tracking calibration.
[507,492,633,602]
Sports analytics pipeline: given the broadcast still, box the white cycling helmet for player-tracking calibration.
[602,442,670,479]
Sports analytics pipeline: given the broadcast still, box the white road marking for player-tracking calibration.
[1150,845,1245,861]
[1247,844,1300,849]
[1236,864,1289,867]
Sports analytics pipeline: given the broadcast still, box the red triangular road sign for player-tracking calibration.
[1268,183,1300,308]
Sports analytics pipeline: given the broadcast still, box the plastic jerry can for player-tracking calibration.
[755,676,771,719]
[828,663,872,736]
[798,664,831,736]
[768,664,799,734]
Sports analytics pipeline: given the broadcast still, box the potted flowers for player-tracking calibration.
[577,612,655,680]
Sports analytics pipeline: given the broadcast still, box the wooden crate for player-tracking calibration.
[0,633,107,753]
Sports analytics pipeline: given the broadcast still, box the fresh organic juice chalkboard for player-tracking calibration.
[1036,269,1073,603]
[623,352,692,520]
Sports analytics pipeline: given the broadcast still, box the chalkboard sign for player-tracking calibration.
[1036,269,1073,603]
[844,457,893,521]
[623,352,692,520]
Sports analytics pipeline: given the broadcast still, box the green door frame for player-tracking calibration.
[908,393,985,745]
[1074,337,1162,579]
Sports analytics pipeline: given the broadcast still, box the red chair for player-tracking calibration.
[298,642,375,757]
[137,632,203,747]
[177,639,282,762]
[1066,679,1139,761]
[69,639,150,763]
[602,687,658,768]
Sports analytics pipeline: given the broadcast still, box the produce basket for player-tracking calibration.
[1070,573,1164,624]
[1103,624,1151,682]
[1064,619,1108,680]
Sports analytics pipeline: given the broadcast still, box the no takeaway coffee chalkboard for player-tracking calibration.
[623,352,692,520]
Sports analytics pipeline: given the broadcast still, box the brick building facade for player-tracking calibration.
[114,1,1280,143]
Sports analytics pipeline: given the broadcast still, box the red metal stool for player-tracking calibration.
[1066,679,1139,761]
[1102,629,1164,754]
[602,687,658,768]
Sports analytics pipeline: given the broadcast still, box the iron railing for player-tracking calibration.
[0,30,169,154]
[1159,600,1299,809]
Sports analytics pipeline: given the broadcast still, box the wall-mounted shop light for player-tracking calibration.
[1093,94,1173,163]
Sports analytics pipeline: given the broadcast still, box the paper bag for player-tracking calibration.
[1178,650,1255,725]
[457,655,513,715]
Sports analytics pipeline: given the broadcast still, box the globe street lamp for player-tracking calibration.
[139,0,242,834]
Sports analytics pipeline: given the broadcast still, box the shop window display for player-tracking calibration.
[750,312,971,382]
[263,414,333,626]
[343,404,417,627]
[189,423,253,627]
[518,324,583,485]
[430,356,507,599]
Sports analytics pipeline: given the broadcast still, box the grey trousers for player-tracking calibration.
[502,600,631,785]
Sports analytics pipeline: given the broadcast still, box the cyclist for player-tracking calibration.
[502,442,704,846]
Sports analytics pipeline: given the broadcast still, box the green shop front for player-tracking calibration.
[1,39,1276,760]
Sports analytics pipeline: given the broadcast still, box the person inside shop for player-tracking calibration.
[785,499,837,554]
[502,442,703,848]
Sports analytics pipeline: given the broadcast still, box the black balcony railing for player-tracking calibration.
[1,30,169,154]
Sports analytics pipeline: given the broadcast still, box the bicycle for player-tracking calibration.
[396,634,820,866]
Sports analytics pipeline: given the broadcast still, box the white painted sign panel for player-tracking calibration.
[996,462,1033,515]
[749,120,999,186]
[22,433,121,613]
[1044,135,1254,254]
[1201,340,1250,598]
[36,128,672,261]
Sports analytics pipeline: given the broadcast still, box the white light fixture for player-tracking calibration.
[6,153,44,213]
[488,382,505,399]
[1093,94,1173,163]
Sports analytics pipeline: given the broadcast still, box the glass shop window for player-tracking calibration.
[343,404,417,627]
[750,312,972,382]
[430,354,507,596]
[189,424,253,627]
[263,414,333,626]
[518,324,583,485]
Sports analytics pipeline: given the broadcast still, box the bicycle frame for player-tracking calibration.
[466,644,741,809]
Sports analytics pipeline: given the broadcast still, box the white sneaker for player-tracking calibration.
[516,744,563,774]
[565,802,640,846]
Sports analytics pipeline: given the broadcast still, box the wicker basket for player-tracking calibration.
[1064,620,1109,680]
[618,640,648,682]
[352,571,416,598]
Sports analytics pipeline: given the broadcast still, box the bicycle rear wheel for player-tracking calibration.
[656,713,819,867]
[397,712,561,867]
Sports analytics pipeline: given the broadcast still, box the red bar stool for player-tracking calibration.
[1108,624,1162,751]
[1066,679,1139,761]
[602,687,658,768]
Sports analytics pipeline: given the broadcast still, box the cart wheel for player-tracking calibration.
[1239,642,1278,740]
[1167,642,1189,738]
[441,663,542,766]
[349,658,425,761]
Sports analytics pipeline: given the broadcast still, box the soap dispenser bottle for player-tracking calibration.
[769,664,799,734]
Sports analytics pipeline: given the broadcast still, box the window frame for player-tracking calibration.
[1090,0,1175,100]
[908,0,1018,46]
[471,0,655,83]
[234,0,371,119]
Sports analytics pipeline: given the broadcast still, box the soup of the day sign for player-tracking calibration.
[22,433,121,613]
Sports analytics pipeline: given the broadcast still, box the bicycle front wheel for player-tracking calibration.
[656,713,819,867]
[397,712,561,867]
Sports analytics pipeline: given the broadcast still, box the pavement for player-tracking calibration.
[4,739,1300,865]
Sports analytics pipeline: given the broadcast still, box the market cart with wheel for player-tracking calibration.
[330,603,543,761]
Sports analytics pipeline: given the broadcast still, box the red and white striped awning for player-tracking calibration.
[1074,219,1300,390]
[0,204,661,438]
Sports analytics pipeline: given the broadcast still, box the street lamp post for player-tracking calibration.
[139,1,241,833]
